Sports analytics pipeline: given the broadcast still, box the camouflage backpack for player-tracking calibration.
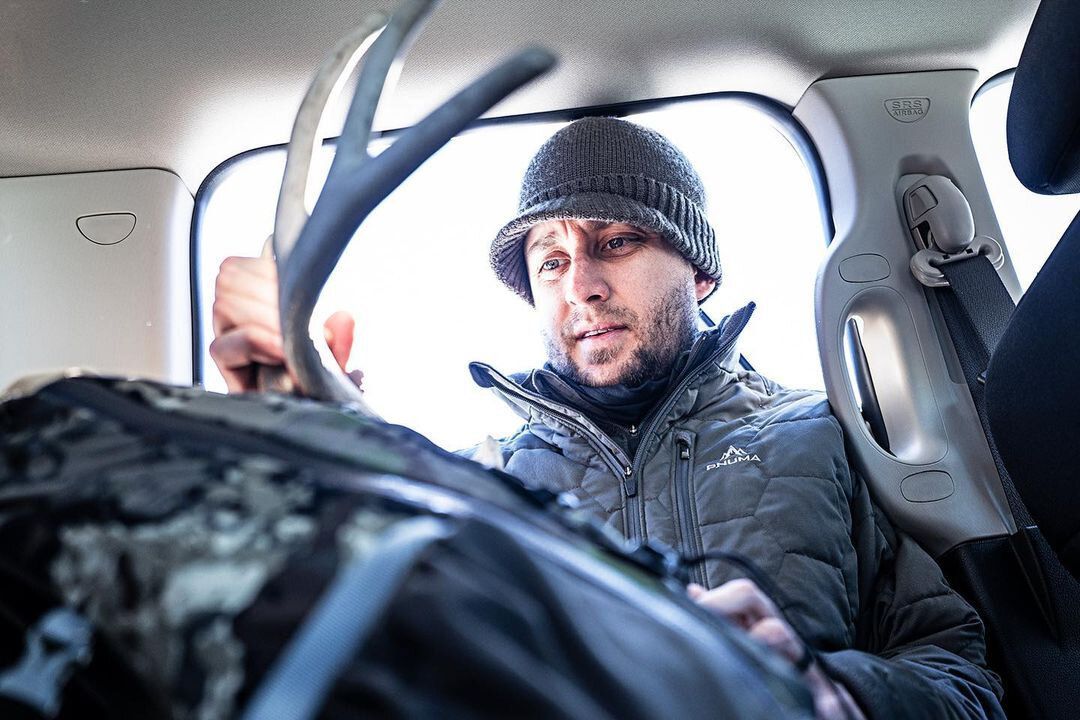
[0,377,813,719]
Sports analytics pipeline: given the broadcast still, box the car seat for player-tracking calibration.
[985,0,1080,582]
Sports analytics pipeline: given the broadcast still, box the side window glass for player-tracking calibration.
[196,99,827,450]
[631,102,827,393]
[970,79,1080,291]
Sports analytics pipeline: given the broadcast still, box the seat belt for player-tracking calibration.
[931,255,1031,523]
[935,252,1061,635]
[903,175,1057,631]
[938,257,1015,377]
[902,174,1015,387]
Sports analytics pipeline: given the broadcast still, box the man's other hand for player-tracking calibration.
[209,255,360,393]
[689,579,866,720]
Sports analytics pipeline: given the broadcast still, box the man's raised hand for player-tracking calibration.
[209,255,359,393]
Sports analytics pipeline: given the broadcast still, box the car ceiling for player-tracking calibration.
[0,0,1039,192]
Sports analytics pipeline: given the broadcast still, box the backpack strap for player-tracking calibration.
[241,515,453,720]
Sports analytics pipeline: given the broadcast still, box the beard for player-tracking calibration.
[543,283,698,387]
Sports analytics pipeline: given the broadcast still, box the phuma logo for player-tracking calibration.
[705,445,761,470]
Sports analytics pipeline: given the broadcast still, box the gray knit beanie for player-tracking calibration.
[490,116,721,304]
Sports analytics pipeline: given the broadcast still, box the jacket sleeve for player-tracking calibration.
[817,469,1006,720]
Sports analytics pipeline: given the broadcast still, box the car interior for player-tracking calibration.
[1,0,1078,717]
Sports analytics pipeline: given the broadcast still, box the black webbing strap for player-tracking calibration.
[242,516,453,720]
[939,256,1016,369]
[935,255,1031,526]
[936,255,1065,634]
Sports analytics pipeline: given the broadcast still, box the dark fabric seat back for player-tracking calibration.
[987,0,1080,577]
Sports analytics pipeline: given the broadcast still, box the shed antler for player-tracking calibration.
[260,0,555,414]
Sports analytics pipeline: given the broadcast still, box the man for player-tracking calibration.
[211,117,1005,719]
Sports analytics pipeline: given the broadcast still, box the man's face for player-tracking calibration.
[524,219,716,387]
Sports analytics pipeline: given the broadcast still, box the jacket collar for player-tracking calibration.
[469,302,756,426]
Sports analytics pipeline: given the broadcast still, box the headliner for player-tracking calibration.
[0,0,1039,191]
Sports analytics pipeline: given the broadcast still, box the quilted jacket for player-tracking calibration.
[468,303,1005,720]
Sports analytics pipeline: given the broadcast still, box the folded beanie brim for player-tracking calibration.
[490,191,721,305]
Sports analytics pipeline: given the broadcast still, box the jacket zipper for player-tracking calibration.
[623,304,753,536]
[475,369,640,541]
[633,305,752,452]
[673,431,705,586]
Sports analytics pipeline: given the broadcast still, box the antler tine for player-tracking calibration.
[326,0,438,182]
[280,47,555,408]
[277,0,555,409]
[348,47,556,219]
[265,0,438,408]
[256,13,387,396]
[273,13,389,266]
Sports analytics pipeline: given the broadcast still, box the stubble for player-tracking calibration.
[544,283,698,387]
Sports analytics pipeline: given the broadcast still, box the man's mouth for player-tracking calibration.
[576,325,627,341]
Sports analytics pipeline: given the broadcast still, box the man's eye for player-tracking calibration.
[604,235,637,251]
[539,258,562,273]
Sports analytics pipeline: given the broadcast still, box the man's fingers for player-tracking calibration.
[209,326,285,367]
[748,617,803,665]
[213,292,281,339]
[323,311,356,372]
[691,578,816,680]
[213,256,280,337]
[689,578,776,630]
[805,665,868,720]
[219,254,279,283]
[209,326,285,392]
[211,256,361,396]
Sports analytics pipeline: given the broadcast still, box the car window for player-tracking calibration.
[970,78,1080,291]
[195,98,828,450]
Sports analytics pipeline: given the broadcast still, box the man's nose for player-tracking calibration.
[564,255,610,305]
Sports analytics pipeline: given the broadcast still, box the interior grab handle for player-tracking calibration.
[844,318,890,452]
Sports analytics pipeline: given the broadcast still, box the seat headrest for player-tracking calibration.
[1007,0,1080,195]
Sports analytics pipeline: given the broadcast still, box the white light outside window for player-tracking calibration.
[197,99,827,451]
[969,79,1079,290]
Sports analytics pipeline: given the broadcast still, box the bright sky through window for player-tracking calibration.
[198,99,827,451]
